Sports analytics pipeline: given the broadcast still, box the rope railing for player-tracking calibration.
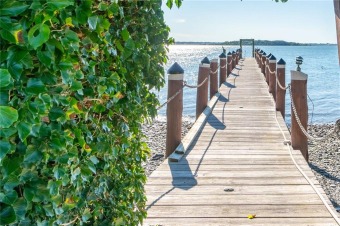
[157,62,227,111]
[288,85,340,142]
[164,51,241,158]
[255,48,340,225]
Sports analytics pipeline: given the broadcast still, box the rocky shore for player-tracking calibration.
[142,119,340,211]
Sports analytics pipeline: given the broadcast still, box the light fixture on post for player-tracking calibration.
[296,56,303,71]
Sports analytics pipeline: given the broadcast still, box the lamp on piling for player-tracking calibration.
[296,56,303,71]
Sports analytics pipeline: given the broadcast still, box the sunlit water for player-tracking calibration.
[156,45,339,124]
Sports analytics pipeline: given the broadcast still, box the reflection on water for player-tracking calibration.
[156,45,339,124]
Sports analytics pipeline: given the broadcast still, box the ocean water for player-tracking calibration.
[156,45,340,124]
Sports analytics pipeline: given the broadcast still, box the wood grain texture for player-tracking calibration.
[144,58,337,225]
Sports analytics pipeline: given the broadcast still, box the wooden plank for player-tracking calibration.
[146,205,332,218]
[146,177,318,186]
[143,218,337,226]
[149,170,315,178]
[145,185,318,195]
[146,194,325,205]
[144,58,335,224]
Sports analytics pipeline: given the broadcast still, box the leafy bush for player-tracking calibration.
[0,0,180,225]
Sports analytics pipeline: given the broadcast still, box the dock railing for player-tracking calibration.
[157,50,241,158]
[255,48,340,161]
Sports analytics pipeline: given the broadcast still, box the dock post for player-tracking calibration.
[196,57,210,119]
[276,58,286,119]
[258,50,263,68]
[227,52,232,78]
[236,49,239,65]
[210,58,219,99]
[232,51,236,69]
[166,62,184,158]
[261,52,266,75]
[291,56,308,161]
[219,52,227,86]
[265,53,272,84]
[268,54,277,100]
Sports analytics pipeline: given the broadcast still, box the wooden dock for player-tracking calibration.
[144,58,338,225]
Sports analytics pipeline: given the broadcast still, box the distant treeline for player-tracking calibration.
[175,40,335,46]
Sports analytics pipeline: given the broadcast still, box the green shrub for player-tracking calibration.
[0,0,181,225]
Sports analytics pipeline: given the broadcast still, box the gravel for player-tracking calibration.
[142,119,340,211]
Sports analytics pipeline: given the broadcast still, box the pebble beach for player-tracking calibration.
[142,119,340,212]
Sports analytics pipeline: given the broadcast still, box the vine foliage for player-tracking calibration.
[0,0,181,225]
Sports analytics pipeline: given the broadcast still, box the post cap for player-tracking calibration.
[219,52,227,58]
[167,62,184,74]
[201,57,210,64]
[227,51,232,56]
[259,50,263,54]
[277,58,286,65]
[269,55,276,61]
[266,53,272,59]
[232,51,236,54]
[262,52,266,56]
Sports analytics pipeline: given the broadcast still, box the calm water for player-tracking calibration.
[157,45,340,124]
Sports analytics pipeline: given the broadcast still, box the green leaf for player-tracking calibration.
[71,80,83,91]
[0,2,29,16]
[1,157,21,177]
[0,206,16,225]
[28,24,50,49]
[0,90,9,105]
[12,198,27,220]
[0,190,18,205]
[65,29,79,42]
[23,187,35,202]
[17,122,32,142]
[82,208,92,222]
[49,107,65,121]
[89,156,99,164]
[121,29,130,42]
[37,51,52,66]
[166,0,173,9]
[0,140,11,162]
[26,78,46,94]
[4,174,20,191]
[24,150,42,164]
[0,127,17,138]
[46,0,73,9]
[0,106,18,129]
[88,16,98,30]
[0,69,12,88]
[0,29,16,43]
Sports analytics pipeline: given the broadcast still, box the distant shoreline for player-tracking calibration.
[175,40,336,46]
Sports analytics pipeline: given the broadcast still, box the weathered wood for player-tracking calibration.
[166,65,184,157]
[209,59,218,99]
[144,218,337,226]
[291,70,309,161]
[145,59,335,225]
[146,205,332,218]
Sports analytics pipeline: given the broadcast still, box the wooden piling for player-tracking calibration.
[232,51,236,69]
[166,62,184,158]
[227,52,232,78]
[196,58,210,119]
[276,58,286,119]
[268,54,277,100]
[210,59,218,99]
[291,70,308,161]
[265,53,271,84]
[219,52,227,86]
[261,52,266,75]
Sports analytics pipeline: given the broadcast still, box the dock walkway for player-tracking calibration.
[144,58,338,225]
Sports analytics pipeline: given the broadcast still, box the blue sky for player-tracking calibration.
[162,0,337,43]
